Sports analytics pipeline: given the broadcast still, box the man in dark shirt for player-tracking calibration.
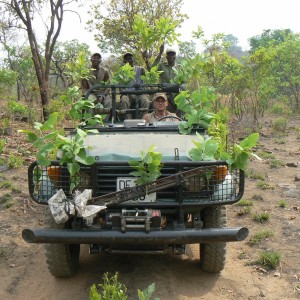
[155,49,183,113]
[81,53,111,109]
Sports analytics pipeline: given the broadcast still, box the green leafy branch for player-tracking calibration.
[189,132,261,170]
[111,63,136,85]
[19,112,97,193]
[128,145,163,185]
[175,87,216,134]
[59,85,103,127]
[141,66,163,84]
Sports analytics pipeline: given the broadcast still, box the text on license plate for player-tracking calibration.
[117,177,156,202]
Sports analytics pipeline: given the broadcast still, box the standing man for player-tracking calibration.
[120,52,150,119]
[155,48,183,114]
[143,93,179,123]
[82,52,112,110]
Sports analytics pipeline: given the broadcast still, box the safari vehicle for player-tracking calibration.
[22,83,248,278]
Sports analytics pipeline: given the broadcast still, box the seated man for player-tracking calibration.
[120,52,150,119]
[143,93,180,123]
[81,53,112,116]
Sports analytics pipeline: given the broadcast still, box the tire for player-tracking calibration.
[199,206,227,273]
[44,210,80,278]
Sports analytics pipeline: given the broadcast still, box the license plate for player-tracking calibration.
[117,177,156,202]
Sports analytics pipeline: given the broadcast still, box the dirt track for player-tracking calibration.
[1,116,300,300]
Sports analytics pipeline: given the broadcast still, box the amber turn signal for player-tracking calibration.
[47,166,61,184]
[213,166,228,184]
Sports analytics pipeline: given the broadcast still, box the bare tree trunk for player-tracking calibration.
[8,0,67,120]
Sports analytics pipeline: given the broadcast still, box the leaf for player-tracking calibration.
[36,156,51,166]
[76,128,87,139]
[239,133,260,149]
[38,142,55,155]
[188,148,203,161]
[40,112,58,131]
[18,130,38,143]
[233,152,250,170]
[203,139,219,160]
[67,162,80,177]
[77,148,95,165]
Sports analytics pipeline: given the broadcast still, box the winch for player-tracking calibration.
[111,209,161,232]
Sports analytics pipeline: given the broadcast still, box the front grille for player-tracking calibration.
[28,161,244,206]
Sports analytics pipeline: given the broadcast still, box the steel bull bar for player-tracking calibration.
[22,227,249,244]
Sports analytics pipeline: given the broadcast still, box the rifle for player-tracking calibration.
[88,165,216,206]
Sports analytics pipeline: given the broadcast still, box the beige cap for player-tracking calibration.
[153,93,167,101]
[166,48,176,54]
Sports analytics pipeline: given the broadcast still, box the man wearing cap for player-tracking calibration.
[120,52,150,119]
[154,48,183,114]
[81,53,112,111]
[143,93,179,123]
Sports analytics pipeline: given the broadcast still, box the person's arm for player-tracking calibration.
[151,44,165,68]
[143,113,150,123]
[81,78,89,95]
[104,69,110,82]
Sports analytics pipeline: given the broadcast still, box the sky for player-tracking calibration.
[39,0,300,53]
[179,0,300,50]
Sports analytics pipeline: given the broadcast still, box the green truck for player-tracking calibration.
[22,83,248,277]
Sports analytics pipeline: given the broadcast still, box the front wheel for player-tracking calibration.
[199,206,227,273]
[44,210,80,278]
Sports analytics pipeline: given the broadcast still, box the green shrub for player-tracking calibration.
[256,151,275,160]
[248,229,274,246]
[0,180,12,189]
[269,159,284,168]
[273,117,288,133]
[237,199,253,206]
[90,272,128,300]
[45,99,67,123]
[7,154,24,168]
[0,193,14,208]
[90,272,159,300]
[253,212,270,222]
[0,139,6,154]
[277,199,287,208]
[236,206,251,216]
[274,138,285,144]
[7,100,29,119]
[271,103,285,114]
[256,250,281,269]
[248,170,265,180]
[256,181,273,190]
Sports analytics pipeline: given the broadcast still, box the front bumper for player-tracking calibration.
[22,227,249,244]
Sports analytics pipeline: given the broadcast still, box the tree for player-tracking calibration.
[274,34,300,112]
[224,34,245,60]
[87,0,187,62]
[249,29,292,53]
[2,0,82,120]
[51,40,90,89]
[0,67,18,97]
[178,41,197,61]
[242,47,277,122]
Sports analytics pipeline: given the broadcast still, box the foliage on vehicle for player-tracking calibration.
[111,63,136,85]
[128,145,163,185]
[189,132,261,171]
[19,82,102,193]
[141,66,163,84]
[175,87,216,133]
